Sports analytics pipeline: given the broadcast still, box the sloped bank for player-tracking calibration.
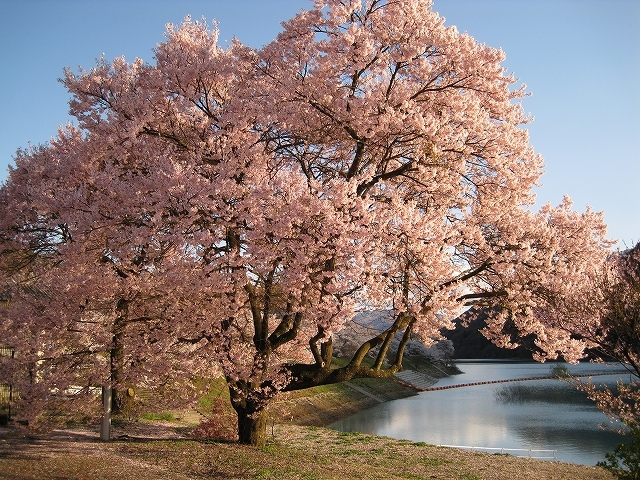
[272,356,458,427]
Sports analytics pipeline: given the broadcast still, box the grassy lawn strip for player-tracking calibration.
[0,425,614,480]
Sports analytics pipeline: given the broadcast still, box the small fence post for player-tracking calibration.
[0,347,14,425]
[100,385,112,441]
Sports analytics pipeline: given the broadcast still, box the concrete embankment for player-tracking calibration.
[393,370,440,390]
[392,370,629,392]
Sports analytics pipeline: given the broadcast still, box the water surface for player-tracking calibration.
[330,361,629,466]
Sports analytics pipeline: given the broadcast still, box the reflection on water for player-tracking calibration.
[330,361,628,466]
[494,383,593,406]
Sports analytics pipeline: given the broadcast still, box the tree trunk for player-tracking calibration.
[112,387,136,416]
[232,401,268,447]
[111,299,134,415]
[228,383,269,447]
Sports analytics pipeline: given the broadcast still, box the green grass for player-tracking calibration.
[423,457,451,467]
[459,474,482,480]
[261,444,278,454]
[139,412,175,422]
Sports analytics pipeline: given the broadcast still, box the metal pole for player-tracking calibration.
[100,385,112,441]
[9,349,13,422]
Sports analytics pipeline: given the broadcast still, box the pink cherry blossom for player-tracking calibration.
[0,1,613,446]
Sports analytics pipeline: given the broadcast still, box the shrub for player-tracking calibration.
[550,364,570,378]
[190,397,237,442]
[597,421,640,480]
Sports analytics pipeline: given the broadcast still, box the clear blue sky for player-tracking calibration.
[1,0,638,247]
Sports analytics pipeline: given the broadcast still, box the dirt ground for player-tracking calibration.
[0,421,615,480]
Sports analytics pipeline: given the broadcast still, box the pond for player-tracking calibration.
[330,361,630,466]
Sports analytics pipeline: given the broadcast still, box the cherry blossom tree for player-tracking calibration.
[591,244,640,384]
[0,0,613,446]
[541,242,640,478]
[0,131,217,425]
[547,241,640,428]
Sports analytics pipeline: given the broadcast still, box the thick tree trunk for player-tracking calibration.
[234,404,268,447]
[112,387,136,416]
[229,398,268,446]
[228,381,269,447]
[110,299,135,415]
